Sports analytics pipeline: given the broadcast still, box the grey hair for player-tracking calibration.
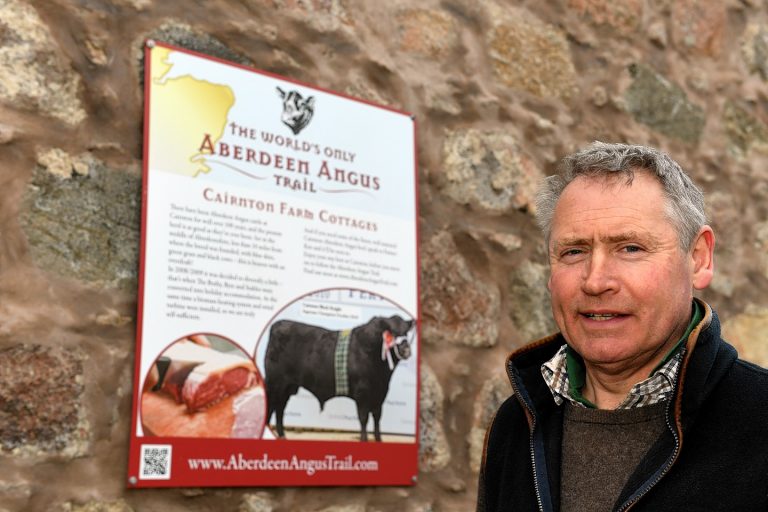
[535,142,707,250]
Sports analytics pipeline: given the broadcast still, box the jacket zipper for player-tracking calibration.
[508,364,545,512]
[617,350,686,511]
[527,419,545,512]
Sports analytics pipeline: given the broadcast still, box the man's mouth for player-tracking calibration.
[582,313,624,321]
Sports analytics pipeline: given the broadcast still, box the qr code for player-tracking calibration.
[139,444,172,480]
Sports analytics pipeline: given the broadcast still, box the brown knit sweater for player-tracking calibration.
[560,401,667,511]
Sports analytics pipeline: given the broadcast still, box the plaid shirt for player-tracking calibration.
[541,344,683,409]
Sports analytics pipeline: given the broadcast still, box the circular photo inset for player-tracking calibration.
[141,333,266,439]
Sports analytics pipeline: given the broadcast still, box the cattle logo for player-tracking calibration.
[276,87,315,135]
[264,315,415,442]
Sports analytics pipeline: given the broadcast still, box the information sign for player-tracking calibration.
[127,41,419,487]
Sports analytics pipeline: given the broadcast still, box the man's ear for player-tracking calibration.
[691,225,715,290]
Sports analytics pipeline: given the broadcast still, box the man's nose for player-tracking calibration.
[581,253,618,295]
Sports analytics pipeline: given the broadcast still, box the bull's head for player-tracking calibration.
[277,87,315,135]
[379,315,415,368]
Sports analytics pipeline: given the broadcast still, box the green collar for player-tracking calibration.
[566,300,703,409]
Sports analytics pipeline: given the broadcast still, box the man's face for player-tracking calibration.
[547,172,712,371]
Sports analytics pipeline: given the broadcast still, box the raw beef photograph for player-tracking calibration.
[141,334,266,439]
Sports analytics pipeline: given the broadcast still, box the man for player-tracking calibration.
[477,142,768,511]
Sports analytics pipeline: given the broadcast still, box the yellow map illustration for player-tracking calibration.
[149,47,235,177]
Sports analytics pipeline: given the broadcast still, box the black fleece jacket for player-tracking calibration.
[477,301,768,511]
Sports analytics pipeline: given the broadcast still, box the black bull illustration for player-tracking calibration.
[264,315,415,441]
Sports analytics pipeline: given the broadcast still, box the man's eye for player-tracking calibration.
[623,245,642,253]
[562,249,583,257]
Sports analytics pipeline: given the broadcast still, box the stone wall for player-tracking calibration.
[1,0,767,510]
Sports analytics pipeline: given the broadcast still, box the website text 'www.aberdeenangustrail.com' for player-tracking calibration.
[187,453,379,476]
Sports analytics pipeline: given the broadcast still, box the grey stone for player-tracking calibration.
[0,344,89,457]
[420,231,500,347]
[722,100,768,157]
[624,64,705,144]
[136,22,252,83]
[240,492,277,512]
[20,154,141,289]
[442,129,541,214]
[147,23,250,65]
[419,363,450,472]
[0,0,85,124]
[468,372,510,473]
[509,260,558,341]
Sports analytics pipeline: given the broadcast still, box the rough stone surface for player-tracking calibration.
[240,493,277,512]
[722,307,768,369]
[143,23,251,66]
[402,500,436,512]
[20,156,141,288]
[468,372,510,473]
[566,0,644,34]
[60,501,134,512]
[420,231,500,347]
[742,23,768,80]
[135,22,252,84]
[275,0,351,30]
[671,0,726,57]
[0,344,88,457]
[0,478,32,512]
[509,260,558,341]
[441,129,541,213]
[591,86,608,107]
[419,363,450,472]
[0,123,16,144]
[0,1,766,511]
[624,64,705,144]
[487,6,577,100]
[487,232,522,252]
[36,148,92,179]
[0,0,86,124]
[723,100,768,157]
[397,9,458,59]
[315,505,366,512]
[647,20,668,48]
